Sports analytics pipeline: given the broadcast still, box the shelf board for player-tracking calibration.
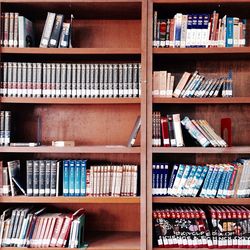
[154,249,250,250]
[0,146,141,154]
[153,197,250,205]
[153,47,250,55]
[0,97,141,105]
[153,0,250,3]
[1,47,141,55]
[0,196,140,204]
[153,97,250,104]
[2,0,142,2]
[152,146,250,154]
[1,232,140,250]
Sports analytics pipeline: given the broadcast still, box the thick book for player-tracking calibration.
[40,12,56,48]
[18,16,34,48]
[7,160,21,196]
[48,14,64,48]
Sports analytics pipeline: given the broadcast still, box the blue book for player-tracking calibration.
[74,160,81,196]
[210,166,224,198]
[63,160,69,196]
[80,160,87,196]
[221,165,234,198]
[226,17,234,47]
[167,164,179,195]
[176,164,192,196]
[206,166,219,198]
[192,165,208,197]
[159,164,165,196]
[152,164,156,196]
[171,164,185,196]
[202,14,210,48]
[199,165,214,197]
[191,14,198,47]
[216,165,228,198]
[183,165,197,196]
[69,160,75,196]
[174,13,182,48]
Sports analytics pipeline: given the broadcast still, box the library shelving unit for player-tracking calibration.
[147,0,250,249]
[0,0,147,249]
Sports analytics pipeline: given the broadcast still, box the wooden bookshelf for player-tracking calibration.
[0,0,147,249]
[147,0,250,249]
[0,196,140,204]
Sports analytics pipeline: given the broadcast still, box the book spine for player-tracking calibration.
[33,160,39,196]
[48,14,64,48]
[45,160,51,196]
[38,160,45,196]
[69,160,75,196]
[50,160,57,196]
[66,64,72,98]
[80,160,87,196]
[74,160,81,196]
[26,160,33,196]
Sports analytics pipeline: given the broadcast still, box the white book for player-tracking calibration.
[172,114,184,147]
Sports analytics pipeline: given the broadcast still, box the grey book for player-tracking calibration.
[36,63,42,97]
[48,14,64,48]
[26,160,33,196]
[7,62,13,97]
[90,64,95,98]
[22,63,27,97]
[71,64,77,98]
[132,63,139,97]
[12,62,17,97]
[42,63,47,97]
[76,64,82,98]
[17,63,22,97]
[7,160,21,196]
[108,64,113,98]
[103,64,109,98]
[113,64,118,98]
[94,64,99,98]
[51,63,56,98]
[81,64,86,98]
[60,63,67,97]
[4,111,11,146]
[118,64,123,97]
[55,63,61,98]
[66,63,72,98]
[32,160,39,196]
[50,160,57,196]
[31,63,37,97]
[0,111,4,146]
[10,208,21,246]
[38,160,45,196]
[127,63,133,97]
[27,63,33,97]
[46,63,52,98]
[99,64,104,98]
[127,116,141,147]
[123,63,128,97]
[5,209,17,246]
[3,62,8,97]
[86,64,91,98]
[45,160,51,196]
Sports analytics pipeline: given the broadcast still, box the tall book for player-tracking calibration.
[18,16,34,48]
[48,14,64,48]
[127,116,141,147]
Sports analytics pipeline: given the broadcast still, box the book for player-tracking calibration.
[127,116,141,147]
[48,14,64,48]
[18,16,34,48]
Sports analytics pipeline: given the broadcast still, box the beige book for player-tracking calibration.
[132,165,138,197]
[173,72,191,98]
[89,167,94,196]
[115,166,123,197]
[172,114,184,147]
[153,71,160,96]
[159,71,167,96]
[233,164,243,198]
[111,165,117,197]
[167,75,175,98]
[99,166,104,197]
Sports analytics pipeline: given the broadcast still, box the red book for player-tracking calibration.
[29,216,41,248]
[235,206,243,248]
[223,206,233,248]
[56,214,72,247]
[41,216,52,247]
[240,207,248,248]
[34,216,45,248]
[161,117,170,147]
[49,214,65,247]
[37,216,49,248]
[228,207,238,248]
[156,210,164,248]
[45,216,57,247]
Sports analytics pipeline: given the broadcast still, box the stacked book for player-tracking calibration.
[153,205,250,248]
[1,12,34,48]
[153,70,233,98]
[0,207,85,248]
[2,62,141,98]
[152,112,227,147]
[153,11,247,48]
[152,160,250,198]
[0,160,139,197]
[0,111,11,146]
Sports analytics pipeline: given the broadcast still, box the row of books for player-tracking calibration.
[153,205,250,248]
[0,207,85,248]
[40,12,72,48]
[152,112,227,147]
[2,62,141,98]
[153,70,233,98]
[0,111,11,146]
[1,12,34,48]
[0,159,139,197]
[153,11,247,48]
[152,160,250,198]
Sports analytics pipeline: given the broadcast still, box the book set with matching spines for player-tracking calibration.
[153,205,250,248]
[152,112,227,147]
[0,159,139,198]
[153,11,247,48]
[1,12,34,48]
[0,207,85,248]
[152,160,250,198]
[153,70,233,98]
[1,62,141,99]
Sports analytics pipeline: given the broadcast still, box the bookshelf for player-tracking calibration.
[147,0,250,249]
[0,0,146,250]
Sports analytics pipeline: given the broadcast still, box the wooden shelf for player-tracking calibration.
[154,249,250,250]
[153,197,250,205]
[1,232,140,250]
[0,47,141,55]
[153,0,250,3]
[2,0,142,2]
[0,97,141,105]
[152,146,250,154]
[153,97,250,104]
[0,196,140,204]
[0,146,141,154]
[153,47,250,55]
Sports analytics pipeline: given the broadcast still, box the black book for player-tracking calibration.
[26,160,33,196]
[167,115,176,147]
[48,14,64,48]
